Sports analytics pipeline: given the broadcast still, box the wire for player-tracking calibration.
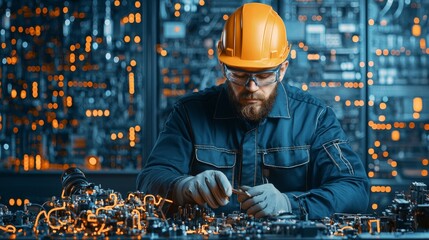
[379,0,394,19]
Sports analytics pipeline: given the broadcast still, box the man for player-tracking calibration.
[137,2,369,220]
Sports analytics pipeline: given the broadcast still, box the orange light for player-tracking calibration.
[88,156,98,166]
[423,159,429,166]
[375,49,382,56]
[372,203,378,210]
[412,24,421,37]
[391,130,400,141]
[383,49,389,55]
[111,133,117,140]
[368,171,375,178]
[345,100,351,106]
[392,170,398,177]
[413,97,423,112]
[414,17,420,24]
[391,161,397,167]
[382,151,389,158]
[422,170,428,177]
[302,84,308,91]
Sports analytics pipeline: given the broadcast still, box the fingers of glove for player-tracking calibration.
[214,171,232,197]
[246,200,268,218]
[254,205,270,219]
[186,183,205,206]
[241,193,266,210]
[245,184,270,197]
[237,193,251,203]
[196,180,220,209]
[205,174,229,206]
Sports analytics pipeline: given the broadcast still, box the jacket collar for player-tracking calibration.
[213,82,291,119]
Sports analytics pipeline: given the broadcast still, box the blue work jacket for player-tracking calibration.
[137,82,369,219]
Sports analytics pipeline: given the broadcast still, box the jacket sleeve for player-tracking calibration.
[136,102,193,199]
[285,107,369,220]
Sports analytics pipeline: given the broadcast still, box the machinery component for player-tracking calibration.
[61,167,93,197]
[381,182,429,232]
[2,169,429,239]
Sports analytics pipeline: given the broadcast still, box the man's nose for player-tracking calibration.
[245,77,260,92]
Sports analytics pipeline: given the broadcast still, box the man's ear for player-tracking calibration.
[278,61,289,82]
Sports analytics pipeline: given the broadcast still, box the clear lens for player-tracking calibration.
[224,65,280,87]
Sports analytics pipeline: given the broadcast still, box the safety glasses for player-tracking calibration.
[223,64,281,87]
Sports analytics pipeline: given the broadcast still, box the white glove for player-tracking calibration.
[237,184,291,218]
[173,170,232,208]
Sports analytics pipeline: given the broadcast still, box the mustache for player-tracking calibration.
[239,92,265,100]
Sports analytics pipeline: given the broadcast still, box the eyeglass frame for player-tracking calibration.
[223,64,282,87]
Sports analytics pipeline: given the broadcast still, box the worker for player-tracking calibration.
[137,2,369,220]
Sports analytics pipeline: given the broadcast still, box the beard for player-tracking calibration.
[227,82,278,123]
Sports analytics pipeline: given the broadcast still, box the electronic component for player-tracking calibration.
[1,168,429,239]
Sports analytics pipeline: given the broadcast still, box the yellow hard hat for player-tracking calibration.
[217,3,291,70]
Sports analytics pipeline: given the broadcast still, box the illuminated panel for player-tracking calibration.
[367,0,429,213]
[0,0,146,171]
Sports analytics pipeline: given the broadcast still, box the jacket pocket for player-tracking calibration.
[262,146,310,168]
[195,145,236,168]
[261,146,310,192]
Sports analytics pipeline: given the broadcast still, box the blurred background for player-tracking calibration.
[0,0,428,215]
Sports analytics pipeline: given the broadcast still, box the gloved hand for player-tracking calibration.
[237,184,291,218]
[173,170,232,209]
